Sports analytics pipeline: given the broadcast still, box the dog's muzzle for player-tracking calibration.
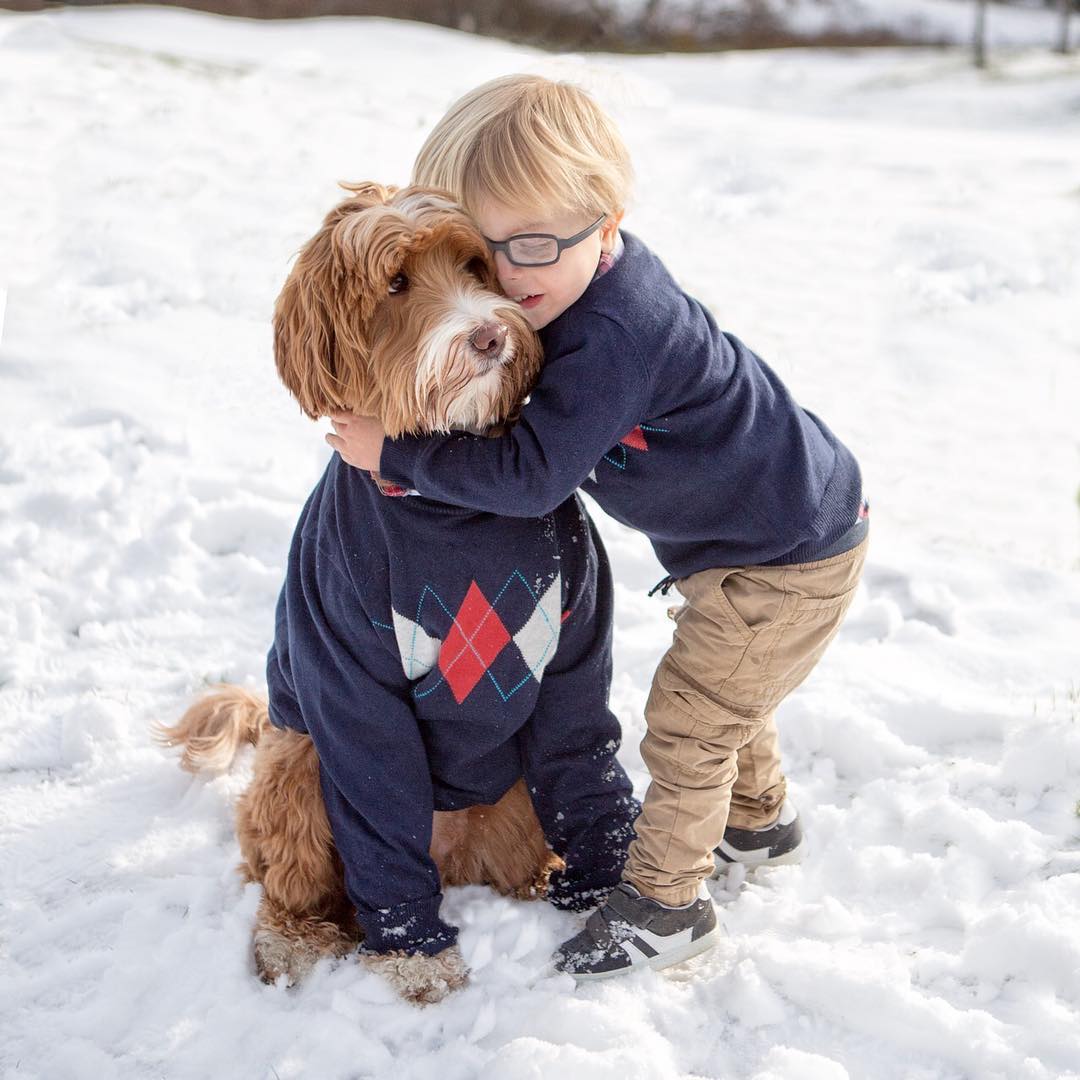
[469,320,509,373]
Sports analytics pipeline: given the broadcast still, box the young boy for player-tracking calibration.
[327,74,868,980]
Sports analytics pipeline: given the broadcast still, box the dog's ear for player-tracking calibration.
[274,187,409,419]
[273,224,345,420]
[273,195,390,419]
[337,180,398,205]
[328,199,415,327]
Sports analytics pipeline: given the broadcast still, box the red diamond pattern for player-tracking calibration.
[438,581,511,704]
[620,426,649,452]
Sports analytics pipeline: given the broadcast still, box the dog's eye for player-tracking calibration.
[466,258,488,283]
[388,272,409,295]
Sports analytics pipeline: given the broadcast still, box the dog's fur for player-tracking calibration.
[274,182,533,437]
[158,185,562,1005]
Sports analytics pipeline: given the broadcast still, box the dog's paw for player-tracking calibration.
[360,943,469,1005]
[511,852,566,901]
[253,928,321,986]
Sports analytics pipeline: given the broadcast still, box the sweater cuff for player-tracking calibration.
[546,864,626,913]
[358,893,458,956]
[379,435,421,489]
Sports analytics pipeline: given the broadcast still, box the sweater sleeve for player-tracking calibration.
[265,536,456,957]
[516,505,638,910]
[379,314,651,518]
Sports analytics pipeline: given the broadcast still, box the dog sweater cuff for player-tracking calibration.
[359,894,458,956]
[546,870,625,913]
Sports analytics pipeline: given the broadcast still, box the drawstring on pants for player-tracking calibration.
[648,575,676,597]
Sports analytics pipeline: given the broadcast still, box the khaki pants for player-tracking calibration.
[624,537,868,906]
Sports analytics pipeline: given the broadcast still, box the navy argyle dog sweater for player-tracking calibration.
[266,454,638,956]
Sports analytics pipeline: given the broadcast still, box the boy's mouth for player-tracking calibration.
[511,293,544,310]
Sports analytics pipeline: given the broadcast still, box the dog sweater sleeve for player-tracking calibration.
[379,314,650,518]
[515,508,639,910]
[267,535,457,957]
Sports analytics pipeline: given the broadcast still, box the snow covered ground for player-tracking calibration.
[2,8,1080,1079]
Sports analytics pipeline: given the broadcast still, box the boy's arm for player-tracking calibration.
[380,315,651,517]
[266,538,455,957]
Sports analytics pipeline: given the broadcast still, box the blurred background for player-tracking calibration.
[0,0,1076,54]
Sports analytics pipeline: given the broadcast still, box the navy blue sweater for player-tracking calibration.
[380,232,865,577]
[265,455,637,955]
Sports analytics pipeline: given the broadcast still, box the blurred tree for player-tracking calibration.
[1057,0,1074,53]
[3,0,1069,53]
[974,0,989,67]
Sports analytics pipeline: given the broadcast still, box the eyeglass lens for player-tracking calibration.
[507,237,559,265]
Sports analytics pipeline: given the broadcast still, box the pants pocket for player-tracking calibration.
[651,660,763,749]
[666,569,755,690]
[784,538,868,619]
[788,583,860,618]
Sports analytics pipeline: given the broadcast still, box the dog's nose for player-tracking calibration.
[469,321,508,358]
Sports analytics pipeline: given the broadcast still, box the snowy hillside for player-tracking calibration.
[2,8,1080,1079]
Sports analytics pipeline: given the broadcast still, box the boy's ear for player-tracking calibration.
[601,210,625,252]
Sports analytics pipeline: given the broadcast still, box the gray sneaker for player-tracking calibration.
[552,882,720,981]
[713,799,805,870]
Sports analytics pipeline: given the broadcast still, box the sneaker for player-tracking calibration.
[713,798,805,870]
[552,882,720,981]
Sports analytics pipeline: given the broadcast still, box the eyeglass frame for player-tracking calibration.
[483,214,608,268]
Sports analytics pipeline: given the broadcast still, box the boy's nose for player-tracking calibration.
[494,250,519,281]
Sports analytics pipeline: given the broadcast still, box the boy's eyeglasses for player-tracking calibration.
[483,215,606,268]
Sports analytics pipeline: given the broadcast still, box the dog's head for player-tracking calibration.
[273,183,543,438]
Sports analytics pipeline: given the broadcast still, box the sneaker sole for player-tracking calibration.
[567,924,722,982]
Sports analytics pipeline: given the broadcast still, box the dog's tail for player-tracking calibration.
[155,686,270,773]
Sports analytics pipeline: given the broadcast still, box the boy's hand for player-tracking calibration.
[326,412,386,472]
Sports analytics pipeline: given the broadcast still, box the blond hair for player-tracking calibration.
[412,74,633,220]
